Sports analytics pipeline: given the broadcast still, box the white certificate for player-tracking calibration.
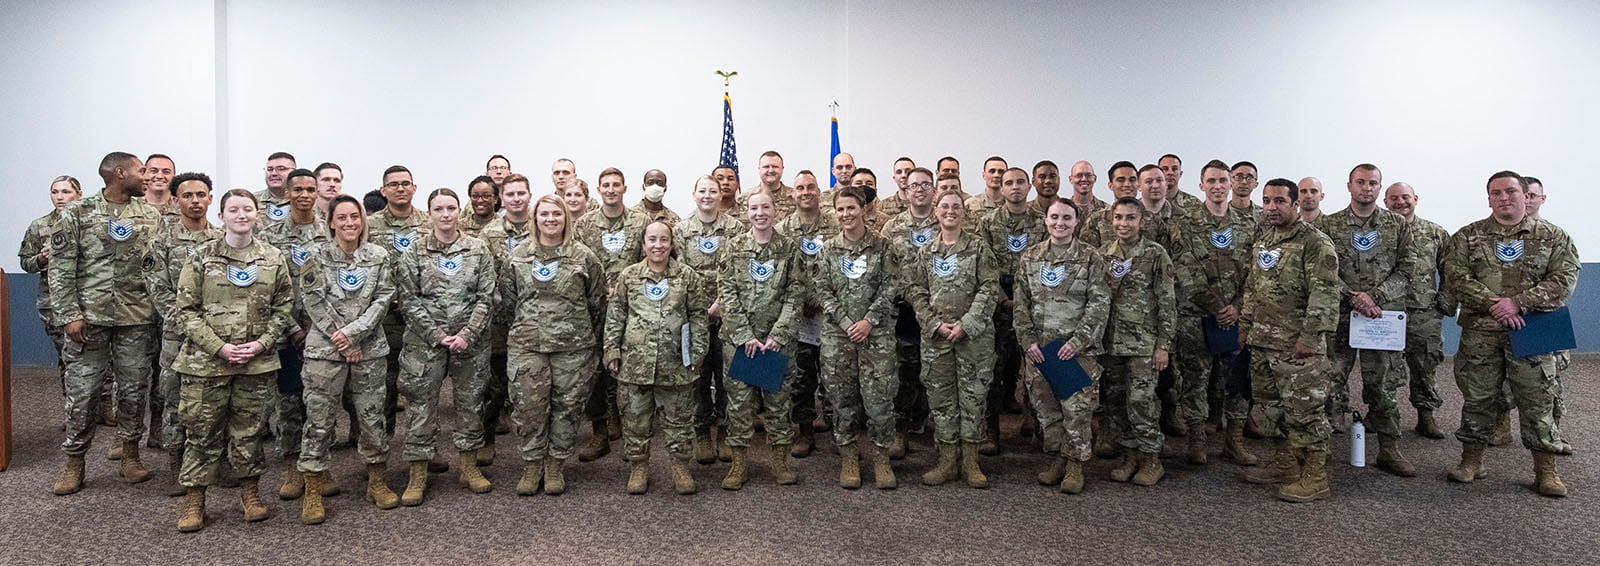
[797,314,823,346]
[1348,310,1407,351]
[681,324,693,367]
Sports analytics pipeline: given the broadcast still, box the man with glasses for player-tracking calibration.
[1229,161,1261,216]
[256,152,297,228]
[1067,160,1107,216]
[367,166,434,453]
[485,155,512,186]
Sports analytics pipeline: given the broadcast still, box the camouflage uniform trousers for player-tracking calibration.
[1173,316,1248,426]
[693,320,728,432]
[298,358,390,473]
[1102,355,1163,453]
[1326,313,1405,439]
[60,324,155,455]
[382,323,405,432]
[178,372,274,486]
[987,301,1022,417]
[157,337,187,451]
[274,347,306,458]
[820,330,899,448]
[791,338,823,429]
[619,382,696,462]
[919,334,995,445]
[510,347,598,462]
[1453,328,1570,453]
[1400,309,1444,412]
[1249,348,1332,450]
[398,342,491,461]
[1023,354,1102,461]
[480,323,511,445]
[721,341,797,447]
[583,365,619,428]
[892,304,928,430]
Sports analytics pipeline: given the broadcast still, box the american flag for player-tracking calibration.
[719,93,738,175]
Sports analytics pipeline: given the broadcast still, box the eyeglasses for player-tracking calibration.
[265,166,293,174]
[383,180,414,189]
[487,165,511,172]
[1232,173,1257,181]
[908,181,933,190]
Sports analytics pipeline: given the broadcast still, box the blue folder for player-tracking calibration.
[1227,348,1252,397]
[1510,306,1577,359]
[728,348,789,393]
[1034,339,1093,400]
[1203,316,1241,354]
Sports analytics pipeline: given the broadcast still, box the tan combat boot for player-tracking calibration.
[428,453,450,473]
[1533,451,1568,497]
[694,430,716,464]
[515,461,542,496]
[888,431,907,460]
[1223,420,1259,466]
[1278,448,1330,502]
[301,471,326,525]
[1241,441,1299,485]
[1448,443,1488,483]
[961,442,989,489]
[1109,447,1139,483]
[1415,409,1445,439]
[1375,435,1417,477]
[721,447,748,490]
[240,477,271,522]
[279,468,305,500]
[838,443,861,489]
[401,461,428,506]
[1037,456,1069,486]
[716,426,733,462]
[873,445,897,490]
[791,422,816,458]
[1092,414,1117,459]
[459,452,492,493]
[119,441,152,483]
[772,445,799,485]
[544,457,567,495]
[1058,460,1085,494]
[1489,412,1513,446]
[977,414,1000,456]
[577,423,611,462]
[476,443,495,467]
[671,457,697,495]
[1132,452,1165,486]
[627,459,650,495]
[365,463,399,509]
[177,486,206,533]
[1186,424,1209,465]
[921,443,959,486]
[606,408,623,441]
[108,441,123,461]
[53,455,86,495]
[167,456,186,497]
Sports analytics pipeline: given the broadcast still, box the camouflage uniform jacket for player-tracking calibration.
[1013,239,1111,356]
[630,202,681,228]
[501,241,607,353]
[253,188,292,228]
[1173,204,1257,316]
[673,212,746,301]
[460,211,497,238]
[718,232,804,346]
[737,184,797,221]
[978,205,1047,291]
[877,192,910,218]
[575,207,650,285]
[814,229,898,332]
[49,191,162,327]
[171,237,294,376]
[144,222,221,340]
[299,242,396,362]
[366,207,431,258]
[604,259,710,386]
[963,193,1001,231]
[1241,221,1340,354]
[1078,206,1178,254]
[19,210,62,313]
[904,232,1002,340]
[879,209,939,264]
[261,213,330,330]
[396,233,497,347]
[1169,190,1203,215]
[478,216,532,323]
[1315,207,1413,310]
[1443,216,1579,332]
[1072,195,1109,216]
[1403,215,1457,316]
[775,209,841,307]
[1100,237,1176,356]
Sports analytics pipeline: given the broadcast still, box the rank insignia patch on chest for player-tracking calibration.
[800,236,823,256]
[1006,233,1029,253]
[107,219,136,242]
[266,203,288,221]
[337,267,367,291]
[1209,227,1234,249]
[1108,257,1133,280]
[931,253,959,279]
[644,279,669,301]
[1351,230,1379,252]
[601,230,626,253]
[504,237,524,253]
[436,254,463,276]
[749,259,777,282]
[531,259,559,282]
[696,235,721,254]
[392,231,417,253]
[910,228,933,248]
[185,245,197,257]
[290,245,310,266]
[1495,240,1524,262]
[228,264,259,287]
[1257,248,1282,270]
[840,254,868,280]
[1040,264,1066,288]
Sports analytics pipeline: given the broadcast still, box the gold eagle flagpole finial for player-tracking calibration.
[716,70,738,90]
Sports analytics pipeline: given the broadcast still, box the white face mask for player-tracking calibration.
[643,184,666,203]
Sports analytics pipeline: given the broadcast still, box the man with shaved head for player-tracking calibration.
[1383,182,1453,440]
[1066,160,1107,215]
[1298,177,1326,223]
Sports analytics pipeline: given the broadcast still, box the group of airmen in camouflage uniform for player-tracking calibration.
[20,148,1577,532]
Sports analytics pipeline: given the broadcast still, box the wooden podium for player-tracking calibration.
[1,269,11,471]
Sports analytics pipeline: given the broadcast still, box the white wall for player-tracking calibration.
[5,0,1597,273]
